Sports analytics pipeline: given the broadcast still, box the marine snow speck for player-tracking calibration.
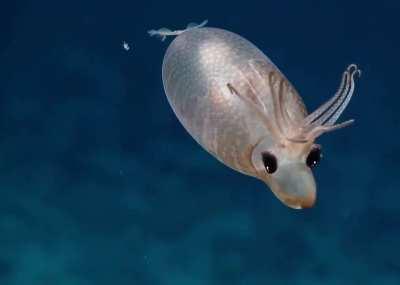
[149,22,361,209]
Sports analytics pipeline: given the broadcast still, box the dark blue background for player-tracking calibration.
[1,0,399,284]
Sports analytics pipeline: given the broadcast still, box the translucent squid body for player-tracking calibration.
[149,22,361,209]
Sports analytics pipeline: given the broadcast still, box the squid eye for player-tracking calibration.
[306,146,322,168]
[262,152,277,174]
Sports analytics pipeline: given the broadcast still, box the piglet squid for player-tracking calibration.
[149,22,361,209]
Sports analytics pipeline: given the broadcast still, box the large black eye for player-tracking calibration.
[306,146,322,168]
[262,152,277,174]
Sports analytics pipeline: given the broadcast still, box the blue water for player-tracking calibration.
[0,0,399,284]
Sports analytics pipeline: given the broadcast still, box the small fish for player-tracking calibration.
[148,20,208,41]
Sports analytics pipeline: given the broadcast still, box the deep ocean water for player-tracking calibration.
[0,0,399,284]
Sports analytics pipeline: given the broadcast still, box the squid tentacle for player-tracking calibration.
[268,72,288,136]
[280,80,297,129]
[229,63,361,144]
[248,60,294,136]
[303,68,348,126]
[306,119,354,140]
[325,66,361,126]
[226,83,283,141]
[232,62,291,140]
[290,64,361,142]
[307,71,351,128]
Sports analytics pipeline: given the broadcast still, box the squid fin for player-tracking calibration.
[186,19,208,29]
[147,28,173,41]
[148,20,208,41]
